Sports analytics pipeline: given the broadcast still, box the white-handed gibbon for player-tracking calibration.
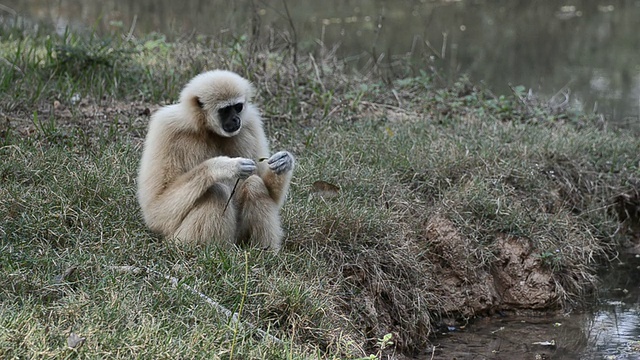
[137,70,294,251]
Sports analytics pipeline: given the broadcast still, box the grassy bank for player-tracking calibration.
[1,21,639,359]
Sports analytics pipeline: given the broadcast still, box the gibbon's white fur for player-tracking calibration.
[137,70,294,251]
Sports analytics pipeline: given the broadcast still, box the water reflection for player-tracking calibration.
[3,0,640,126]
[587,255,640,359]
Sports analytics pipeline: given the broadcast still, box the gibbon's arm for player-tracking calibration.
[142,155,255,233]
[242,116,295,207]
[262,151,295,207]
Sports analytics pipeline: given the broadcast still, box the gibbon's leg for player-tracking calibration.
[237,175,283,251]
[172,182,238,247]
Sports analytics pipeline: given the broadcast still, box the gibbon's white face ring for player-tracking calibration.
[218,125,242,137]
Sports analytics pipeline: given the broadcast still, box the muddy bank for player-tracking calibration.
[425,216,558,317]
[615,189,640,253]
[427,253,640,360]
[410,190,640,359]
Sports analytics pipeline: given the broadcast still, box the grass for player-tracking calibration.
[1,17,640,359]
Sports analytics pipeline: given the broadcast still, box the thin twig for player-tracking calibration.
[549,81,573,104]
[549,88,571,111]
[145,268,283,344]
[0,57,24,75]
[508,84,534,112]
[223,178,241,214]
[0,4,17,16]
[230,251,251,358]
[281,0,298,68]
[424,40,442,59]
[359,100,412,114]
[126,14,138,41]
[441,32,448,59]
[391,89,402,108]
[106,265,144,275]
[309,54,326,93]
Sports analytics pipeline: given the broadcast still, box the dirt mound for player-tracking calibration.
[425,216,557,318]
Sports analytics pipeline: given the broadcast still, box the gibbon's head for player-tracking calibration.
[180,70,255,137]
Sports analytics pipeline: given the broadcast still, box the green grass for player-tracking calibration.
[1,19,639,358]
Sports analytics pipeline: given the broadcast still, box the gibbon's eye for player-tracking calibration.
[196,97,204,109]
[234,103,243,113]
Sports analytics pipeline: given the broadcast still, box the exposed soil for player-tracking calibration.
[425,216,558,318]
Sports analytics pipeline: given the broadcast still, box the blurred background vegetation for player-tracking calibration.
[3,0,639,129]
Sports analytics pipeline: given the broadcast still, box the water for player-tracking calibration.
[3,0,640,128]
[3,1,640,358]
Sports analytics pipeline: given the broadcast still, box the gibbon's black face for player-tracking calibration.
[218,102,244,133]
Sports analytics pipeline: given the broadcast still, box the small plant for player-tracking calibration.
[537,249,563,270]
[355,333,394,360]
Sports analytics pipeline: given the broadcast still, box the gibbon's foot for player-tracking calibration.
[267,151,294,175]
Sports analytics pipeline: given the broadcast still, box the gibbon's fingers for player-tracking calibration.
[236,158,257,178]
[267,151,294,175]
[205,157,255,180]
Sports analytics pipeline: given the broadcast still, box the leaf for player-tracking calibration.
[312,180,340,198]
[53,265,78,284]
[107,265,144,275]
[67,332,86,349]
[532,340,556,346]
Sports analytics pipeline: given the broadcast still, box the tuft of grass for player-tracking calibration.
[1,17,639,358]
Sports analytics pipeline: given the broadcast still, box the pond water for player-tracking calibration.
[3,0,640,129]
[3,1,640,358]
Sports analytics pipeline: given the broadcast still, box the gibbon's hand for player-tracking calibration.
[235,158,257,178]
[267,151,294,175]
[207,157,256,179]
